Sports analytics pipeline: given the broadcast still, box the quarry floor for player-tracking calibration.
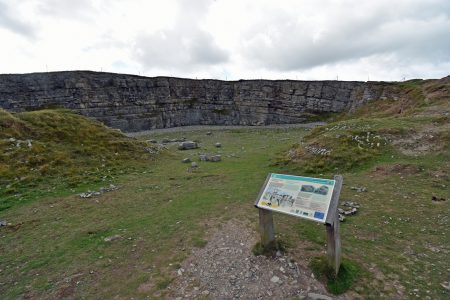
[1,125,449,299]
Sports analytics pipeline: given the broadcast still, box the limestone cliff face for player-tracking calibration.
[0,71,399,132]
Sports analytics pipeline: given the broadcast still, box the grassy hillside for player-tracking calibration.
[283,76,450,174]
[278,78,449,297]
[0,109,156,211]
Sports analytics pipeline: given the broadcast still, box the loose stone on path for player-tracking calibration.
[165,220,339,299]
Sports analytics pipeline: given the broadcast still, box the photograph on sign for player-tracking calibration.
[256,173,336,223]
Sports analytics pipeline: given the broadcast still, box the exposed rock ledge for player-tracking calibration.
[0,71,400,132]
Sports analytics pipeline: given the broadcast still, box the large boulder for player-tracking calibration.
[178,141,198,150]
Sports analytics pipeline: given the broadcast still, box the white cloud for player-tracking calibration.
[0,0,448,80]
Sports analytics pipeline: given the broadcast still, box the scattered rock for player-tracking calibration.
[79,191,101,198]
[104,235,121,242]
[215,142,222,148]
[144,146,160,154]
[339,201,360,221]
[198,154,222,162]
[147,139,158,144]
[79,184,118,198]
[182,158,191,163]
[307,292,333,300]
[206,132,212,136]
[167,220,334,299]
[441,281,450,291]
[270,275,280,283]
[0,220,7,227]
[305,145,331,156]
[350,186,368,192]
[191,162,198,168]
[99,184,118,193]
[209,155,222,162]
[432,196,446,202]
[178,141,198,150]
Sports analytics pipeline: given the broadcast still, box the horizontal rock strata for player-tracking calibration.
[0,71,399,132]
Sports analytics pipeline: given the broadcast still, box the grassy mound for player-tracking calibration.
[0,109,156,210]
[282,77,450,174]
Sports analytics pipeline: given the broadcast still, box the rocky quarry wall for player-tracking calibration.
[0,71,400,132]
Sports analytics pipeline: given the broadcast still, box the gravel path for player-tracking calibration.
[166,220,350,300]
[126,122,327,137]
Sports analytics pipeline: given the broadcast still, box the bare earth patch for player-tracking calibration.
[389,123,450,156]
[370,163,422,178]
[165,220,354,299]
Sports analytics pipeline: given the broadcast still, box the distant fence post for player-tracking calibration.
[325,175,343,276]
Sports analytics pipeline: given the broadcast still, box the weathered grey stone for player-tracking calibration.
[307,292,332,300]
[104,235,121,242]
[182,158,191,163]
[270,275,280,283]
[178,141,198,150]
[199,154,209,161]
[210,155,222,162]
[0,71,401,132]
[215,142,222,148]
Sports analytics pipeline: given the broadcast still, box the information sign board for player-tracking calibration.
[255,173,336,223]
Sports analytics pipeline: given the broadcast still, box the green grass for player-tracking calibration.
[1,123,448,299]
[310,256,361,295]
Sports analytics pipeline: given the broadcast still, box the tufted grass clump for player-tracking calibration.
[309,256,361,295]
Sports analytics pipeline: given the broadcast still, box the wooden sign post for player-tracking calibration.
[255,174,275,247]
[258,208,275,246]
[325,175,343,276]
[255,173,343,276]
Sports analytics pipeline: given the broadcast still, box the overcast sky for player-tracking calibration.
[1,0,449,81]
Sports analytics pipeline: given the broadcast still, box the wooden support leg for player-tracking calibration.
[258,208,275,247]
[326,217,341,276]
[325,174,343,276]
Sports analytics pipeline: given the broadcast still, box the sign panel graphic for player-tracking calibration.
[256,173,336,223]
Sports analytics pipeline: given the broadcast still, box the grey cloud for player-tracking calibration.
[0,1,35,38]
[133,0,229,71]
[36,0,98,20]
[242,1,450,71]
[134,29,229,70]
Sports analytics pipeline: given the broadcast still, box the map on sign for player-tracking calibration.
[256,173,335,223]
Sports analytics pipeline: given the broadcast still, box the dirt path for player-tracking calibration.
[165,220,353,300]
[126,122,326,137]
